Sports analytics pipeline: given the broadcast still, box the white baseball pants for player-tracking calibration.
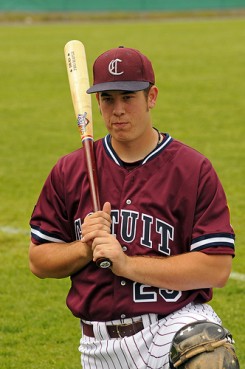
[79,303,221,369]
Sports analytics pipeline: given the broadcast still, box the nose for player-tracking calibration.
[112,98,125,117]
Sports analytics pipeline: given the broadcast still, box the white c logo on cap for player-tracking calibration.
[108,59,124,75]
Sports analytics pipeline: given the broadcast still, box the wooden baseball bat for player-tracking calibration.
[64,40,112,269]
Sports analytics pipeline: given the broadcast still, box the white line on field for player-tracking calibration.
[0,226,29,235]
[0,225,244,282]
[230,272,245,282]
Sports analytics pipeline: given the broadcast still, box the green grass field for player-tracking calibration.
[0,16,244,368]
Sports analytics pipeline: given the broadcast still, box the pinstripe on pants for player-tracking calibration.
[79,303,222,369]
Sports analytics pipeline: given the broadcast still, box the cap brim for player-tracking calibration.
[86,81,150,94]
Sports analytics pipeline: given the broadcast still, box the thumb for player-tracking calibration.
[102,201,111,215]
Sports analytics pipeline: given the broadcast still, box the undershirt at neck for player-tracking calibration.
[122,129,164,171]
[121,159,143,171]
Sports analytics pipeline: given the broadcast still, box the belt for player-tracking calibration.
[82,320,144,339]
[82,315,165,339]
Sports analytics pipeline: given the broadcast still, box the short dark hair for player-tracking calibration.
[143,83,154,99]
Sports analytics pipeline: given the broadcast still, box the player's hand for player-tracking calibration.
[91,232,128,275]
[81,202,112,246]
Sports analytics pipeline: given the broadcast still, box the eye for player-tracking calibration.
[101,96,113,103]
[123,94,134,101]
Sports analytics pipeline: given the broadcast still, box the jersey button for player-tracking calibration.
[122,246,127,252]
[126,199,131,205]
[121,314,126,319]
[121,280,126,286]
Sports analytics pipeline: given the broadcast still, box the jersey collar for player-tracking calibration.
[103,133,173,167]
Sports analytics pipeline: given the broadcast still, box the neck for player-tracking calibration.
[111,127,161,163]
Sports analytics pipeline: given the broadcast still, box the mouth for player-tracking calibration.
[112,122,129,129]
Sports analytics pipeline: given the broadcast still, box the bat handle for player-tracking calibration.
[82,139,113,269]
[96,258,113,269]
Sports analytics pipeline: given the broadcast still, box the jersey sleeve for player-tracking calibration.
[191,158,235,256]
[30,159,72,245]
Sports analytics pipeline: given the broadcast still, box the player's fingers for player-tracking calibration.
[102,201,111,215]
[81,229,109,244]
[92,237,124,267]
[82,218,110,230]
[84,210,111,225]
[91,232,116,250]
[92,241,111,261]
[82,219,111,234]
[82,215,111,234]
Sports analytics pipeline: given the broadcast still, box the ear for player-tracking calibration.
[95,93,102,115]
[148,85,158,109]
[95,92,100,104]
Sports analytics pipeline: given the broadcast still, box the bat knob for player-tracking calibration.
[96,257,113,269]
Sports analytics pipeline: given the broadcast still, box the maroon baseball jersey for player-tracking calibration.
[30,133,235,321]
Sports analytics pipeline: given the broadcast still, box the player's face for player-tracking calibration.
[96,87,157,143]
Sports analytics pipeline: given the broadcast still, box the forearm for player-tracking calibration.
[119,252,232,291]
[29,240,93,279]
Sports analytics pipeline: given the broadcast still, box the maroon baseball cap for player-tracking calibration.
[86,46,155,94]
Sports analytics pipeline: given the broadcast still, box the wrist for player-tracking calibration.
[78,240,93,261]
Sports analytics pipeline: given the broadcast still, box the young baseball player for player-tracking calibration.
[29,47,239,368]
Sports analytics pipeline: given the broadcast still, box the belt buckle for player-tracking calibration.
[116,324,122,338]
[116,323,130,338]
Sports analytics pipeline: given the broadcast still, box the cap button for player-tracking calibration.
[118,46,124,48]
